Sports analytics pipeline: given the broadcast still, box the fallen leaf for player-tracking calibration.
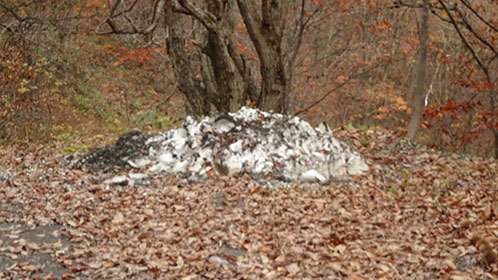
[112,212,124,224]
[286,263,300,275]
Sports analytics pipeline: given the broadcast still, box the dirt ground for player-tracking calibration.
[0,202,72,279]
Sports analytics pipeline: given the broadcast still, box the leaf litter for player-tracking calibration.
[0,126,497,279]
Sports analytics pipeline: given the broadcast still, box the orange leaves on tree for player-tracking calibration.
[477,111,498,130]
[441,99,458,112]
[377,22,392,30]
[393,96,408,111]
[333,1,352,11]
[374,106,390,120]
[422,99,494,150]
[237,43,248,54]
[249,52,258,61]
[186,41,197,52]
[367,0,385,11]
[407,37,420,45]
[373,96,409,120]
[457,78,493,91]
[438,52,449,64]
[368,22,392,34]
[100,43,165,71]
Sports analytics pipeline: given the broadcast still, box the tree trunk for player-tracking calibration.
[201,1,244,112]
[237,0,290,113]
[493,130,498,158]
[407,0,429,140]
[164,0,263,117]
[164,3,210,117]
[103,0,303,116]
[489,86,498,158]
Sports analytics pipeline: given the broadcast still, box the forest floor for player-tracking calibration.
[0,128,497,279]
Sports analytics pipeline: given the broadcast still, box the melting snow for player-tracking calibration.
[122,107,368,186]
[77,107,368,187]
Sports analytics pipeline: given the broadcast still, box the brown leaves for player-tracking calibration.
[1,130,497,278]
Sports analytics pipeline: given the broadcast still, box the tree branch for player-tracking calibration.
[96,0,165,35]
[394,0,446,11]
[459,0,498,34]
[289,0,307,66]
[294,62,382,116]
[454,6,497,56]
[437,0,488,77]
[110,0,139,18]
[177,0,217,31]
[0,2,47,24]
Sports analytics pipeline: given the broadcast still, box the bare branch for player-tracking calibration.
[454,6,497,56]
[430,9,452,24]
[459,0,498,34]
[293,73,356,116]
[394,0,446,11]
[294,62,383,116]
[289,0,308,64]
[0,3,46,24]
[110,0,139,18]
[96,0,165,35]
[437,0,488,77]
[177,0,217,30]
[0,3,26,22]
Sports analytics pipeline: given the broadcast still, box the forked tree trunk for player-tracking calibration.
[164,0,263,117]
[237,0,290,113]
[102,0,304,117]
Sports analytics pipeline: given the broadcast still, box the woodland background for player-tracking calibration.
[0,0,497,158]
[1,1,498,278]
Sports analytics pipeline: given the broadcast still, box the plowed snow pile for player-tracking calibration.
[77,107,369,186]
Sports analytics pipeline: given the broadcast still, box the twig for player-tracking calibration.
[459,0,498,34]
[437,0,488,77]
[294,63,380,116]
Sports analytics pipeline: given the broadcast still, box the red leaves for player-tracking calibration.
[422,99,498,151]
[237,43,248,54]
[457,78,493,91]
[100,43,166,71]
[439,51,450,64]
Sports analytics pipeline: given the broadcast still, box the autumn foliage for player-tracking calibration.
[0,1,498,278]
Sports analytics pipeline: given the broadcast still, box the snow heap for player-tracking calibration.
[122,107,368,185]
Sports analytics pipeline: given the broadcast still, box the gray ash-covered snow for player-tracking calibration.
[74,130,150,172]
[76,107,369,186]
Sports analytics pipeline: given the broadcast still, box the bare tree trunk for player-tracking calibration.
[494,130,498,158]
[164,0,263,117]
[201,1,244,112]
[100,0,306,116]
[490,88,498,158]
[237,0,291,113]
[407,0,429,140]
[164,3,210,117]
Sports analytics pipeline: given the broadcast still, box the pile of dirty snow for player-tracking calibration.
[76,107,369,187]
